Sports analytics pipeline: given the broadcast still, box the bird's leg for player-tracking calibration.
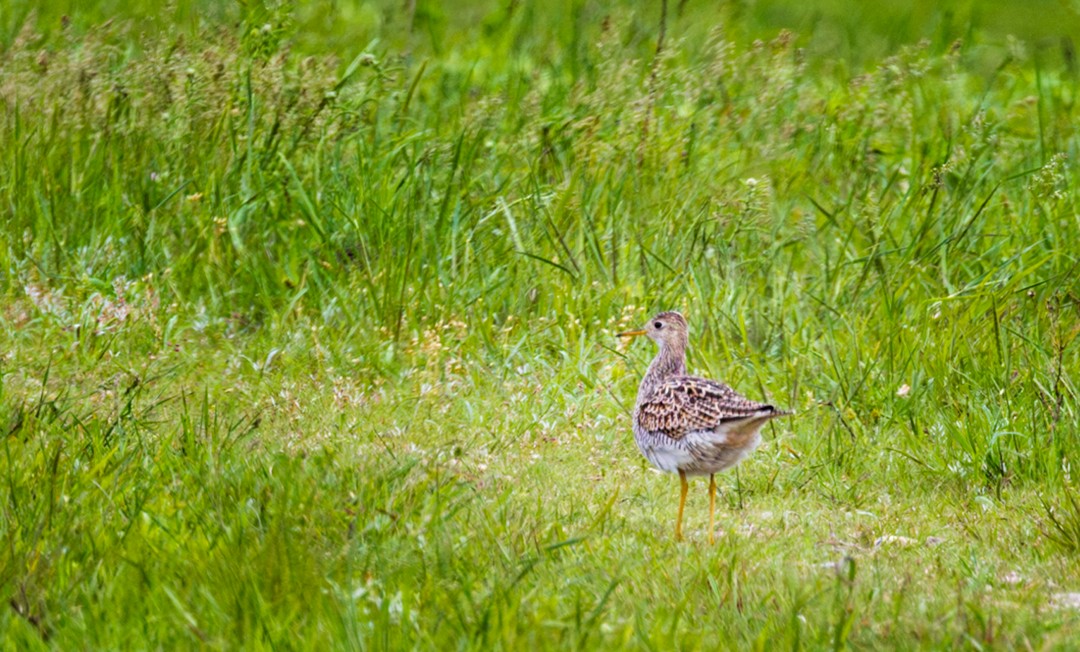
[676,470,688,541]
[708,473,717,544]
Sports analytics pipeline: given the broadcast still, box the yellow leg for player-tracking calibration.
[676,470,688,541]
[708,474,717,544]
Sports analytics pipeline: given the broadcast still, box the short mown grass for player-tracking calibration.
[2,1,1079,648]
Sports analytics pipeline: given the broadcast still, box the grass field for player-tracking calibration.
[2,0,1080,648]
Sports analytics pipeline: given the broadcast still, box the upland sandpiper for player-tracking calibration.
[619,311,789,543]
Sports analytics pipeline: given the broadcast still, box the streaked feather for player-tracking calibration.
[635,375,785,440]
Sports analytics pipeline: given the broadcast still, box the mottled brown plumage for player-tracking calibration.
[636,376,779,439]
[618,310,789,542]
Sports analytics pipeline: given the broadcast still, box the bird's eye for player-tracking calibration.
[653,321,663,329]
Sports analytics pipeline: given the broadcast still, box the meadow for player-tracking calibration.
[2,0,1079,648]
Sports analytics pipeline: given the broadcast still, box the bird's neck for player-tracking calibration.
[638,340,687,401]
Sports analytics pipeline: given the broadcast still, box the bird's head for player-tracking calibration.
[618,311,688,348]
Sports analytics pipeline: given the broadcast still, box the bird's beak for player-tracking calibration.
[617,329,647,338]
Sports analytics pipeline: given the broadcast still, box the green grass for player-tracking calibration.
[2,0,1080,648]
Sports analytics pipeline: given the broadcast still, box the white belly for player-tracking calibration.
[640,441,695,473]
[634,421,764,476]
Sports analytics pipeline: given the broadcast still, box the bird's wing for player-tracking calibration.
[636,376,783,440]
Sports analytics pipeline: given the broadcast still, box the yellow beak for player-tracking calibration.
[617,329,647,338]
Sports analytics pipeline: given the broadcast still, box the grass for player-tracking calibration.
[2,0,1079,648]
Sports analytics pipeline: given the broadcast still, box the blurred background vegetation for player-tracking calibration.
[4,0,1080,68]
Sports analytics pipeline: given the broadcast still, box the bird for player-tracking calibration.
[618,311,789,543]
